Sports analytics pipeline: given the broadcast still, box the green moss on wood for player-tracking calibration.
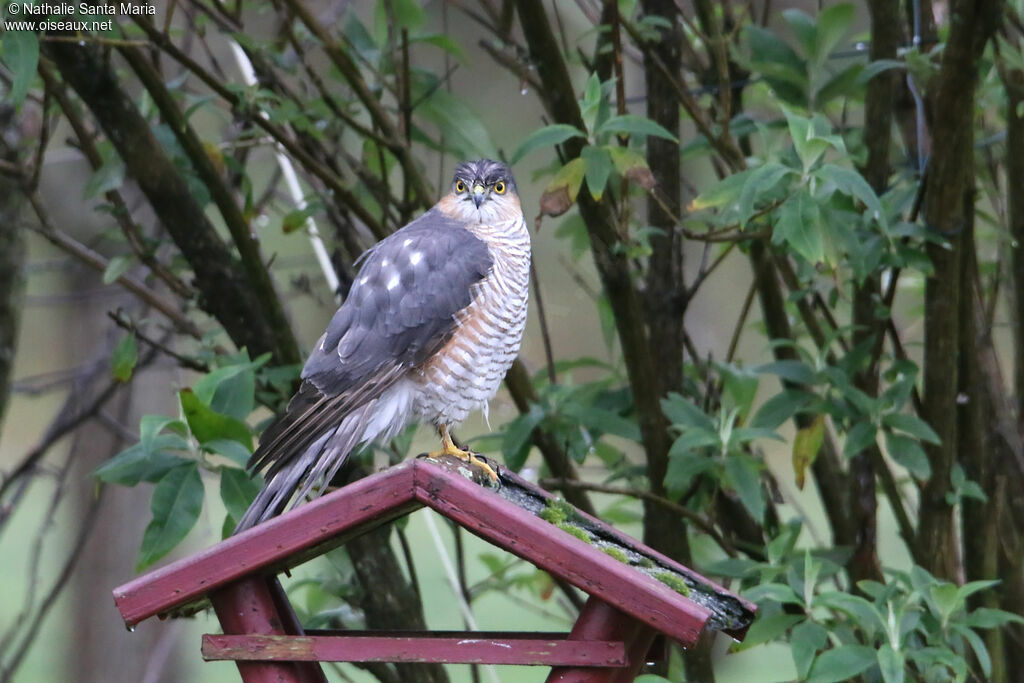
[539,497,576,525]
[602,546,628,562]
[557,522,591,543]
[655,571,691,596]
[539,506,566,524]
[638,556,655,568]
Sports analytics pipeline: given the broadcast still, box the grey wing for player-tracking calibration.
[247,209,493,478]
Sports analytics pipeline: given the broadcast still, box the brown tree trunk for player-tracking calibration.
[917,0,1000,580]
[44,40,300,368]
[0,106,26,438]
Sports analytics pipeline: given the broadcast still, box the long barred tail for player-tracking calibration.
[232,400,377,533]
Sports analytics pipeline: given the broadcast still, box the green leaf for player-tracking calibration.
[597,114,677,142]
[784,108,829,171]
[220,467,260,528]
[417,88,496,159]
[281,204,319,234]
[792,414,825,489]
[562,402,641,442]
[877,643,905,683]
[730,427,784,445]
[661,393,715,431]
[410,34,467,61]
[742,25,808,105]
[139,414,189,451]
[501,407,544,472]
[815,164,886,226]
[136,463,204,570]
[669,429,720,454]
[907,646,967,680]
[735,612,803,650]
[1,29,39,107]
[539,158,586,217]
[843,421,877,458]
[774,190,824,264]
[754,359,816,385]
[724,454,764,523]
[665,449,715,498]
[204,438,252,468]
[955,579,1000,607]
[606,146,655,188]
[815,3,856,64]
[952,624,990,678]
[179,389,253,450]
[390,0,425,30]
[689,168,754,211]
[580,73,603,134]
[792,620,828,678]
[964,607,1024,629]
[510,124,586,164]
[744,582,803,606]
[94,440,189,486]
[782,9,816,59]
[193,357,265,420]
[884,431,931,480]
[736,161,794,227]
[858,59,905,84]
[882,413,941,445]
[580,145,613,200]
[815,63,864,108]
[750,390,814,430]
[102,255,134,285]
[110,333,138,383]
[806,645,876,683]
[583,72,602,109]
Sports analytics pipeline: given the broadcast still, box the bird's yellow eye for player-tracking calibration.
[455,180,466,193]
[494,181,506,194]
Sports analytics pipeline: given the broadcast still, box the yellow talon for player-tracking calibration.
[429,425,499,483]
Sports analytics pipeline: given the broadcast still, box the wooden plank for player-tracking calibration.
[202,634,627,667]
[301,629,572,639]
[114,464,419,626]
[209,576,325,683]
[412,464,713,648]
[547,597,656,683]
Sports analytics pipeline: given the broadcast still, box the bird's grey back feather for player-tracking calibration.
[234,211,494,533]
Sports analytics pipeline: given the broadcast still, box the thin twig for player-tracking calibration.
[38,61,194,300]
[726,276,758,363]
[530,261,557,385]
[24,193,205,340]
[106,311,209,373]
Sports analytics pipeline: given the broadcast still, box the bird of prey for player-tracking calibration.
[234,159,530,532]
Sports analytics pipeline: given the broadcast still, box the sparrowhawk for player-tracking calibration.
[235,160,530,531]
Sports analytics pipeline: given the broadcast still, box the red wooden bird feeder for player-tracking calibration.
[114,456,756,681]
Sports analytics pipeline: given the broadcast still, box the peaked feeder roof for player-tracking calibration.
[114,455,756,679]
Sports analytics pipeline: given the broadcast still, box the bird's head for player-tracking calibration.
[443,159,520,223]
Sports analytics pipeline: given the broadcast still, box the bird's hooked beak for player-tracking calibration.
[472,184,486,208]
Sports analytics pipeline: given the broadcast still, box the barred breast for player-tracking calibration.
[412,216,531,428]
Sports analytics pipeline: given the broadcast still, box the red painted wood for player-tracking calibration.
[202,634,627,667]
[498,467,758,640]
[302,630,572,639]
[210,577,324,683]
[114,464,420,626]
[113,456,754,681]
[547,597,656,682]
[413,465,712,648]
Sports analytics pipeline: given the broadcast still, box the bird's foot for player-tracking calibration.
[429,432,499,484]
